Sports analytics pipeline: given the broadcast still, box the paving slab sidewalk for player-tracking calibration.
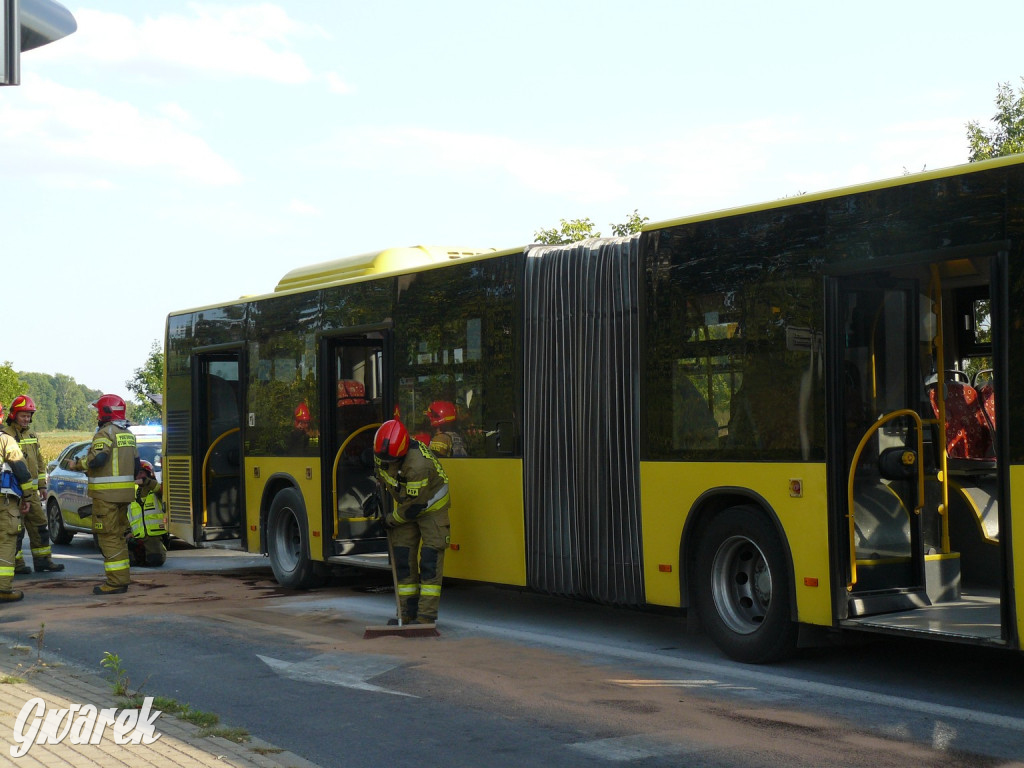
[0,638,322,768]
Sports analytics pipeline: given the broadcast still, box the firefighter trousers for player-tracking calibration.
[388,507,450,622]
[0,497,23,591]
[92,498,131,587]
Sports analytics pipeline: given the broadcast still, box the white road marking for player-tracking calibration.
[568,733,702,761]
[257,653,417,698]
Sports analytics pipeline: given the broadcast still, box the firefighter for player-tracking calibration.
[68,394,140,595]
[0,402,32,602]
[3,396,64,574]
[373,419,451,625]
[424,400,467,458]
[126,460,166,567]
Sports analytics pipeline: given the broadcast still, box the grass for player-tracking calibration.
[38,431,93,466]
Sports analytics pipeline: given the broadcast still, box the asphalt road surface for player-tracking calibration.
[0,538,1021,767]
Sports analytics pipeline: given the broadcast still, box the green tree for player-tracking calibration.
[0,362,25,413]
[53,373,92,430]
[966,78,1024,162]
[534,211,649,245]
[534,217,600,245]
[610,209,649,236]
[126,340,164,425]
[17,372,57,431]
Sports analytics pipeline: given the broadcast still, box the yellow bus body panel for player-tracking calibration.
[442,459,527,586]
[640,461,833,626]
[1011,465,1024,647]
[244,457,324,546]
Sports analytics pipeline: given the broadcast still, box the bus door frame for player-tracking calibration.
[317,325,393,553]
[825,272,926,620]
[190,342,247,547]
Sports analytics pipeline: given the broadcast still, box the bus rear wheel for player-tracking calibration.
[267,488,326,589]
[694,505,798,663]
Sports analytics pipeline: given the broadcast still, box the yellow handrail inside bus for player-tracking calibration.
[201,427,241,526]
[929,265,951,554]
[331,422,382,539]
[846,409,924,591]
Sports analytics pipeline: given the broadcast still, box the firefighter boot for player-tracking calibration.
[93,584,128,596]
[13,529,29,574]
[0,590,24,602]
[34,558,65,573]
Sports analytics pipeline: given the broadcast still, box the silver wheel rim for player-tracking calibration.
[271,506,301,572]
[710,534,772,635]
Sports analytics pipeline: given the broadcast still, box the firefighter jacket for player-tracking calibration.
[0,433,28,501]
[128,478,166,538]
[1,422,45,493]
[83,421,139,503]
[375,440,450,523]
[428,430,467,458]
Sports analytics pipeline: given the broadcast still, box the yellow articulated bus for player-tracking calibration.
[165,155,1024,663]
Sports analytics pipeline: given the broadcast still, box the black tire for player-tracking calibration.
[693,505,798,664]
[267,488,326,589]
[47,500,74,545]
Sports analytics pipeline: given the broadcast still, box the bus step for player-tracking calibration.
[327,553,392,571]
[848,588,930,618]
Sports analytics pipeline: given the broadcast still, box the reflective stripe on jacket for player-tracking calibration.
[86,422,138,502]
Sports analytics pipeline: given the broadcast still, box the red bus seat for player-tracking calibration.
[978,382,996,432]
[927,380,994,460]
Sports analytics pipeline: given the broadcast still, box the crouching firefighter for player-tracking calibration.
[373,419,451,626]
[126,460,167,567]
[3,396,64,574]
[0,403,33,602]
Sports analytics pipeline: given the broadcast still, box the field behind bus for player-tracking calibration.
[38,430,93,465]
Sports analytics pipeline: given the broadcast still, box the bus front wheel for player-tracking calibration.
[267,488,325,589]
[693,505,798,664]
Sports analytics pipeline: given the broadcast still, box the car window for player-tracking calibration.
[138,442,162,472]
[74,444,89,462]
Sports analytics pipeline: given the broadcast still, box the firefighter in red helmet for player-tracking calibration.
[2,396,64,574]
[373,419,451,625]
[424,400,467,458]
[69,394,140,595]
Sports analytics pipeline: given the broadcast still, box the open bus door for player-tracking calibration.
[829,253,1009,646]
[831,278,931,615]
[192,349,244,545]
[319,333,389,567]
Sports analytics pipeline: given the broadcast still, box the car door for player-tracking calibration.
[64,443,91,524]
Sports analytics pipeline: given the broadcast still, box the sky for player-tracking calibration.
[3,1,1023,398]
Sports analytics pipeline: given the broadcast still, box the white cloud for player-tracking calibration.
[35,4,322,83]
[0,76,241,186]
[288,199,321,216]
[324,71,352,95]
[157,102,194,126]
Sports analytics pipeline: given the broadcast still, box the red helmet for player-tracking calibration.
[412,432,431,445]
[0,402,5,422]
[374,420,409,462]
[426,401,457,428]
[138,460,155,478]
[92,394,127,422]
[294,401,311,428]
[9,395,36,419]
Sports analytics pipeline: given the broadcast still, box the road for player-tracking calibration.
[0,537,1021,767]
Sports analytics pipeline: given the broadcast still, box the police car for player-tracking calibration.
[45,425,162,545]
